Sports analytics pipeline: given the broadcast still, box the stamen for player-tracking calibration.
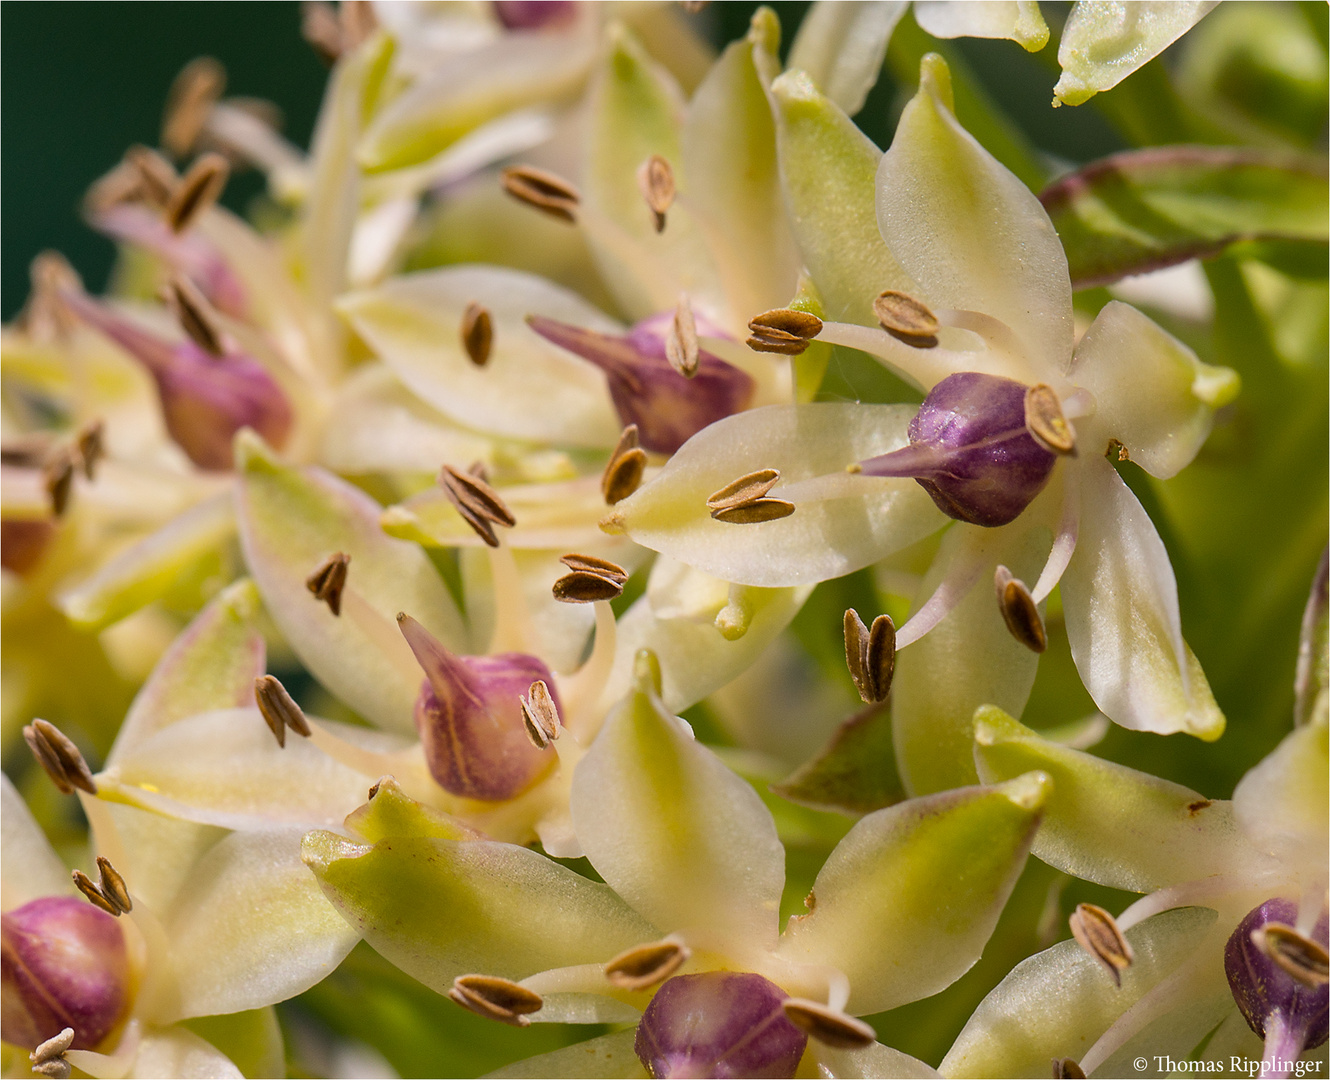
[1105,438,1129,462]
[23,719,97,795]
[43,453,75,517]
[439,463,516,548]
[601,424,647,505]
[448,974,543,1027]
[1069,903,1134,987]
[165,273,226,357]
[780,999,877,1049]
[72,857,132,916]
[1025,384,1076,455]
[746,308,823,356]
[559,553,628,585]
[305,552,350,616]
[32,1058,72,1080]
[1252,923,1329,987]
[1031,479,1080,605]
[995,565,1047,653]
[520,680,562,749]
[603,937,691,991]
[843,609,896,703]
[75,420,105,481]
[637,154,675,233]
[124,146,180,208]
[707,468,780,512]
[165,152,230,233]
[461,301,493,367]
[873,290,939,347]
[712,499,795,525]
[1053,1058,1087,1079]
[161,57,227,159]
[30,1028,76,1078]
[500,165,580,223]
[254,674,313,748]
[665,294,698,377]
[553,570,625,603]
[84,159,148,215]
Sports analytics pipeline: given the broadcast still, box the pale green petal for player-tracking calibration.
[1061,456,1224,739]
[770,70,915,325]
[486,1031,647,1079]
[816,1042,940,1079]
[570,659,786,950]
[108,580,265,766]
[1070,301,1239,479]
[154,826,359,1022]
[914,2,1049,51]
[93,801,227,919]
[940,906,1219,1078]
[342,775,474,843]
[776,774,1048,1015]
[609,403,945,587]
[338,267,623,449]
[1054,2,1219,107]
[1,773,72,908]
[972,707,1255,892]
[234,433,466,731]
[302,830,658,989]
[1232,712,1328,865]
[181,1008,285,1080]
[681,10,799,326]
[57,493,237,632]
[786,2,907,117]
[877,55,1073,376]
[67,1025,244,1080]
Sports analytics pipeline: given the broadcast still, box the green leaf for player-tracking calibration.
[1041,146,1330,288]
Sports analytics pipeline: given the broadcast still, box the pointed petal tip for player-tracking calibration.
[633,648,664,698]
[233,427,277,472]
[748,6,780,51]
[300,829,369,873]
[1193,364,1240,409]
[769,68,820,104]
[999,770,1052,812]
[918,53,955,114]
[972,704,1026,748]
[218,577,262,621]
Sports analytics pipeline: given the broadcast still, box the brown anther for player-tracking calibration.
[601,425,647,506]
[553,570,624,604]
[1052,1058,1087,1079]
[745,334,807,355]
[367,776,389,800]
[1253,923,1330,987]
[165,152,230,233]
[843,609,896,704]
[95,856,133,914]
[448,974,543,1027]
[679,0,710,10]
[1069,903,1134,987]
[439,464,516,548]
[872,289,939,346]
[23,719,97,796]
[72,870,121,916]
[500,165,580,223]
[84,159,148,214]
[747,308,822,355]
[301,1,345,63]
[637,154,675,233]
[32,1061,72,1080]
[75,420,105,481]
[665,294,698,377]
[461,302,493,367]
[43,452,75,517]
[1105,438,1129,462]
[305,552,351,616]
[162,57,227,159]
[711,499,795,525]
[520,680,561,749]
[31,1028,75,1067]
[125,145,180,208]
[166,274,227,356]
[781,999,877,1049]
[995,565,1047,654]
[255,674,313,748]
[560,553,629,585]
[707,468,780,513]
[1025,384,1076,456]
[604,938,691,991]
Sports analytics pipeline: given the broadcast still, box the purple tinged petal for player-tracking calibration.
[527,314,755,455]
[493,0,578,30]
[1225,899,1328,1051]
[635,972,808,1080]
[398,615,558,801]
[1,897,130,1051]
[0,518,57,576]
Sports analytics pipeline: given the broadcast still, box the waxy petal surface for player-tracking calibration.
[1232,713,1328,865]
[1,774,72,909]
[786,1,907,117]
[487,1030,646,1079]
[914,1,1049,50]
[67,1025,244,1080]
[817,1042,940,1079]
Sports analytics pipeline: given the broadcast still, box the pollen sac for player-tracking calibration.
[1,897,131,1052]
[634,972,808,1080]
[1225,898,1328,1051]
[397,615,558,802]
[859,372,1058,528]
[63,291,293,471]
[527,312,755,455]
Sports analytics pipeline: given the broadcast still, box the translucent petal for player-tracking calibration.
[769,71,916,325]
[972,707,1256,892]
[1,773,72,908]
[93,801,227,920]
[178,1007,284,1080]
[570,664,786,951]
[877,55,1073,376]
[1054,2,1220,106]
[940,906,1218,1078]
[68,1025,244,1080]
[302,831,657,990]
[1061,456,1224,739]
[610,403,945,587]
[1070,301,1239,479]
[234,433,466,731]
[787,1,907,116]
[487,1031,647,1079]
[108,580,265,766]
[1232,714,1328,865]
[914,1,1050,51]
[155,826,359,1022]
[338,267,623,449]
[776,774,1048,1015]
[816,1042,940,1079]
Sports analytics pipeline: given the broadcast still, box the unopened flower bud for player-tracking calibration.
[1,897,131,1051]
[635,972,808,1079]
[858,372,1059,528]
[397,615,558,801]
[493,1,578,30]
